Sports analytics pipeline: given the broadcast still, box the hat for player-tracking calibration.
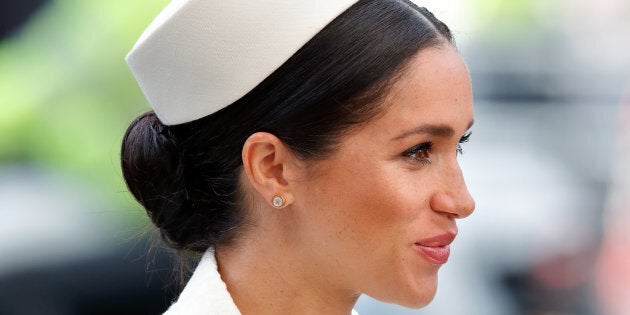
[126,0,358,125]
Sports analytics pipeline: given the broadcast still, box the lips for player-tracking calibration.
[414,231,457,265]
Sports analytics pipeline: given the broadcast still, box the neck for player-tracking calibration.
[215,230,359,315]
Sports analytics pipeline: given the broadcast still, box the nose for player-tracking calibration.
[429,162,475,219]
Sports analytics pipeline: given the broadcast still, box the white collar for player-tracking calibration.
[164,249,240,315]
[163,248,359,315]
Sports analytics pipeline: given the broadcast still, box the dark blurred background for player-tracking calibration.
[1,0,628,314]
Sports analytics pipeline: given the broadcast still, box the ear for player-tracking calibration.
[241,132,299,209]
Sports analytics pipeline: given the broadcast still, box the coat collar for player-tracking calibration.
[163,248,360,315]
[164,249,240,315]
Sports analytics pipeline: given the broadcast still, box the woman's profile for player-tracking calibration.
[121,0,475,314]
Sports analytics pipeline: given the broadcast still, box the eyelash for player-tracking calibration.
[457,132,472,155]
[403,142,433,165]
[402,131,472,165]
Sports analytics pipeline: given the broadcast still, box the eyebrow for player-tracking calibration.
[392,120,474,141]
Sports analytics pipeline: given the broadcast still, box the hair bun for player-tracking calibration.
[121,112,210,252]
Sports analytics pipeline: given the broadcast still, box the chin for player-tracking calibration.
[396,269,440,308]
[397,286,438,309]
[369,277,439,309]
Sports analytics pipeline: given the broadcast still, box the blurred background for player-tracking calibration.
[0,0,628,314]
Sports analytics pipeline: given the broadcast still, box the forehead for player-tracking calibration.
[363,45,473,140]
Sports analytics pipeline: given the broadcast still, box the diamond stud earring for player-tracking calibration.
[272,195,285,208]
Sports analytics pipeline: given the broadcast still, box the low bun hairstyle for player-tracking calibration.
[122,112,238,252]
[122,0,454,253]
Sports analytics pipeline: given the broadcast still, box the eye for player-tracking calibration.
[457,131,472,155]
[403,142,432,165]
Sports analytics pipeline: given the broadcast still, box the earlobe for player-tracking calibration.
[241,132,295,209]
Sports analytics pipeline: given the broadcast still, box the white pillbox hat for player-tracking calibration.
[126,0,358,125]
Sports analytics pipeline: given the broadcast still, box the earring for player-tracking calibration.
[272,195,285,208]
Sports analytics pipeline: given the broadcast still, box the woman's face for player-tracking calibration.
[291,45,475,307]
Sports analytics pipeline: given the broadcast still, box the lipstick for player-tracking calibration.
[414,232,456,265]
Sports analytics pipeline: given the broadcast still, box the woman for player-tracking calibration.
[121,0,475,314]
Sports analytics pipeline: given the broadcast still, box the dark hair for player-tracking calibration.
[121,0,454,253]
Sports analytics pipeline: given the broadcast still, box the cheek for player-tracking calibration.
[313,159,427,245]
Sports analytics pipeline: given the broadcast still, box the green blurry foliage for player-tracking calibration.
[0,1,168,209]
[470,0,552,46]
